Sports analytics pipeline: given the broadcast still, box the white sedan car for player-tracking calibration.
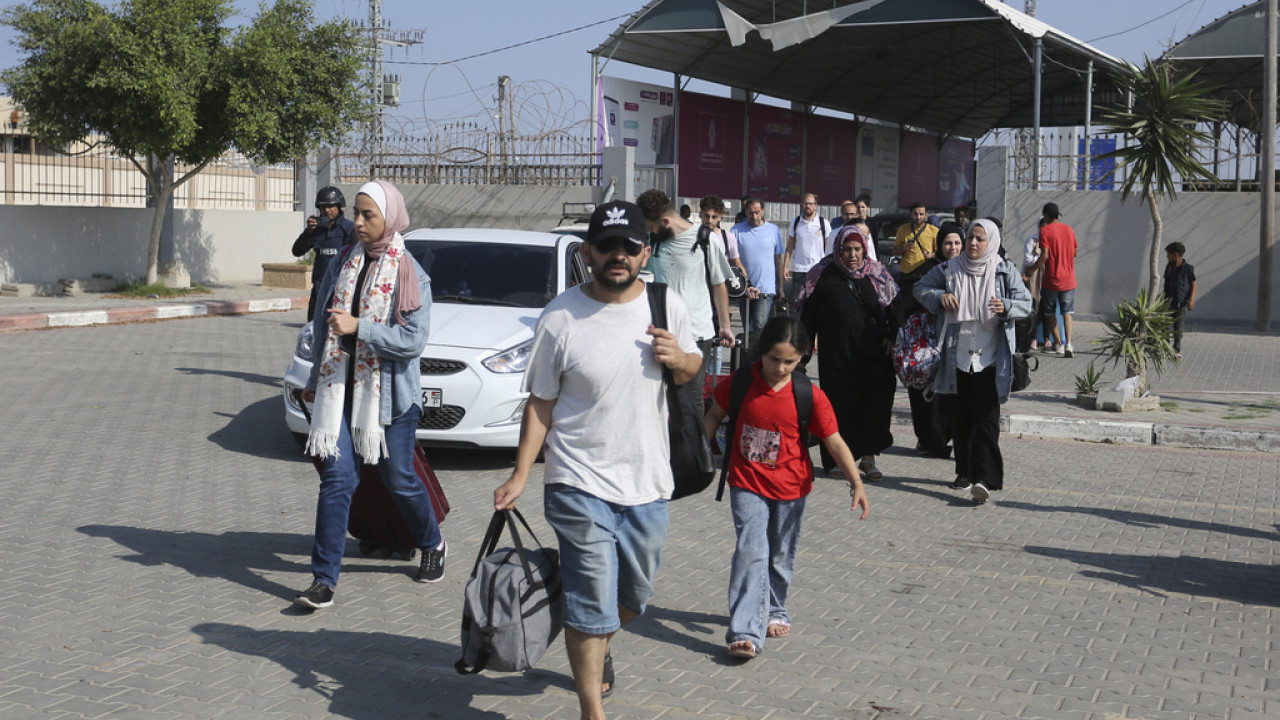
[283,227,588,448]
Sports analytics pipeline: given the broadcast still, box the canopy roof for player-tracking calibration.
[1167,2,1273,128]
[591,0,1128,138]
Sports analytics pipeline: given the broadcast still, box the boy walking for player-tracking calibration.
[1162,242,1196,357]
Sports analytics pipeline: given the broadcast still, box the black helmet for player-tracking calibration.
[315,186,345,208]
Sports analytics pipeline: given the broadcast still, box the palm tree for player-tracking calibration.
[1097,59,1226,297]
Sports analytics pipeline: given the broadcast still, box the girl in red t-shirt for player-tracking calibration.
[704,317,870,659]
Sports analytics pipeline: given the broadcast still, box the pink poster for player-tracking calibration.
[898,131,939,208]
[746,104,803,203]
[937,137,975,209]
[677,91,745,200]
[803,114,857,204]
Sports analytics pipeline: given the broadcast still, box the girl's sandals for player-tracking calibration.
[767,621,791,638]
[726,640,757,659]
[601,652,615,698]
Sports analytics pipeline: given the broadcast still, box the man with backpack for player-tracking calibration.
[638,189,736,411]
[494,200,702,720]
[783,192,829,310]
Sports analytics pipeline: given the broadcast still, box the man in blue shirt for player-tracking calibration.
[731,198,785,335]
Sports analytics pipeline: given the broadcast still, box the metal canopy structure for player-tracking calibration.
[590,0,1129,139]
[1167,1,1275,129]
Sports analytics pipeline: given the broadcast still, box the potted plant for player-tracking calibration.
[1094,288,1180,398]
[1073,360,1103,408]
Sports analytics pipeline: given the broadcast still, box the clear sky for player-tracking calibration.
[0,0,1255,138]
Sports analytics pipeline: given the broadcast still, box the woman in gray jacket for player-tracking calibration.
[913,219,1031,504]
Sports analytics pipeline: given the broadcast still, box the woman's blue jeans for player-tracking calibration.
[310,405,440,588]
[726,486,806,651]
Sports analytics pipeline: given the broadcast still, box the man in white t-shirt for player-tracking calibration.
[494,200,701,720]
[783,192,828,306]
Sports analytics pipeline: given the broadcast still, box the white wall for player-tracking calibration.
[993,189,1280,328]
[0,206,304,285]
[1,184,601,285]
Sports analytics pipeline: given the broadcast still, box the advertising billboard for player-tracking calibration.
[803,114,857,203]
[598,76,676,165]
[676,91,746,200]
[745,104,803,203]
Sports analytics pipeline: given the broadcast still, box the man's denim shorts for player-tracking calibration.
[543,484,669,635]
[1040,288,1075,316]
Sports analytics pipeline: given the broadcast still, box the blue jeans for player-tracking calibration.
[311,405,440,588]
[544,484,669,635]
[747,295,774,335]
[726,486,806,651]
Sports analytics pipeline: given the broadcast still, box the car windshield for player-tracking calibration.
[406,239,556,308]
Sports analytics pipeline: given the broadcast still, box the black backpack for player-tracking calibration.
[714,366,816,501]
[646,283,717,499]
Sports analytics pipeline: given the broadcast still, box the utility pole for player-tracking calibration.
[497,76,511,182]
[353,0,424,177]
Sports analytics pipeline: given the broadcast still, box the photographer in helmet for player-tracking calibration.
[292,186,356,320]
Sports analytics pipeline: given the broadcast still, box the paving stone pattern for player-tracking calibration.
[0,311,1276,719]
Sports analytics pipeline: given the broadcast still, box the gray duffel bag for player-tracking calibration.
[456,508,564,674]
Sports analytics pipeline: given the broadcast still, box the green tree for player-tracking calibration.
[1096,59,1226,297]
[1,0,368,284]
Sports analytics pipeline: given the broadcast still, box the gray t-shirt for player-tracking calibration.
[645,224,730,340]
[524,283,701,505]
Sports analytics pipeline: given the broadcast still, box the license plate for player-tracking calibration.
[423,388,443,408]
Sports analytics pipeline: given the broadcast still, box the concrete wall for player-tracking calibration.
[0,206,304,285]
[995,189,1279,329]
[334,183,600,232]
[1,184,601,285]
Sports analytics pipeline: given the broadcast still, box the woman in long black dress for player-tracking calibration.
[798,225,902,480]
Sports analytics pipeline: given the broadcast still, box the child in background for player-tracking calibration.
[703,316,870,660]
[1163,242,1196,358]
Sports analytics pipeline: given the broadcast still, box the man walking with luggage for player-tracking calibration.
[494,200,701,720]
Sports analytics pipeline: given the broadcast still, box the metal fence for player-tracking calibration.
[332,127,600,187]
[0,136,294,210]
[993,125,1267,192]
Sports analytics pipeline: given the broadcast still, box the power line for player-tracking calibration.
[1085,0,1198,44]
[387,13,631,67]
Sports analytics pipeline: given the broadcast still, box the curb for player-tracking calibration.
[891,406,1280,454]
[0,296,308,333]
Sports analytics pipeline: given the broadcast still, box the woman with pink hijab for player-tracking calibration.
[295,180,445,610]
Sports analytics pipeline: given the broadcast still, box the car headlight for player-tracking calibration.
[481,340,532,374]
[294,323,315,360]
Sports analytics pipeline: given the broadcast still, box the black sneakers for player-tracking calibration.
[417,540,447,583]
[294,581,334,609]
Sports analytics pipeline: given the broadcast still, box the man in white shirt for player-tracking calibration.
[783,192,828,306]
[494,200,701,720]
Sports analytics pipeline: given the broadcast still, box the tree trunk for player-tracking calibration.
[144,159,175,286]
[1146,188,1162,298]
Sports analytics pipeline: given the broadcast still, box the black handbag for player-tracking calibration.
[646,283,717,500]
[1011,351,1037,392]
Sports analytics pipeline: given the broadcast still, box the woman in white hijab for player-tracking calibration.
[913,219,1032,505]
[296,180,444,610]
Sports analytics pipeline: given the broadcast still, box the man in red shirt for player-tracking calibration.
[1029,202,1078,357]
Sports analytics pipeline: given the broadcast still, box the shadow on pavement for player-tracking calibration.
[209,396,302,461]
[192,624,529,719]
[176,366,281,387]
[630,605,728,658]
[1023,545,1280,607]
[1000,501,1280,543]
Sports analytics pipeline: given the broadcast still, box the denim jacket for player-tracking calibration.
[913,259,1032,403]
[306,246,432,425]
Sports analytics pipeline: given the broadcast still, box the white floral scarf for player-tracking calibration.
[305,233,407,462]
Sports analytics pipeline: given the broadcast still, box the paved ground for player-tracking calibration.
[1,307,1277,719]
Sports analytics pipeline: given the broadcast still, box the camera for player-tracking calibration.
[312,214,331,231]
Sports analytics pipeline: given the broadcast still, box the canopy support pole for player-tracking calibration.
[1259,0,1276,330]
[1032,37,1043,189]
[1082,60,1093,190]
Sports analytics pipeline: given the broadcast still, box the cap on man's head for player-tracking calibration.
[1043,202,1062,219]
[587,200,649,250]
